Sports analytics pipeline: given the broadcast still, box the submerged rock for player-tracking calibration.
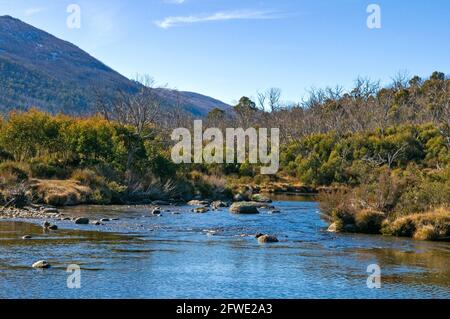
[22,235,32,240]
[74,217,89,225]
[193,207,209,214]
[48,224,58,230]
[32,260,51,269]
[100,218,110,222]
[152,208,161,215]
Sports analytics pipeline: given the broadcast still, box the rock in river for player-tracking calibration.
[327,223,338,233]
[152,208,161,215]
[211,200,229,209]
[256,234,279,243]
[187,200,210,206]
[229,202,260,214]
[193,207,209,214]
[48,224,58,230]
[250,194,272,203]
[74,217,89,225]
[22,235,32,240]
[32,260,51,269]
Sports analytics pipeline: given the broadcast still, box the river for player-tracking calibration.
[0,196,449,299]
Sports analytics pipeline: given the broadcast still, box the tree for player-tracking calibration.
[95,74,161,139]
[233,97,258,127]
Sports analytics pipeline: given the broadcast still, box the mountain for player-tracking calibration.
[0,15,230,116]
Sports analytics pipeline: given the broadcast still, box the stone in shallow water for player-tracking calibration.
[32,260,51,269]
[74,217,89,225]
[327,223,338,233]
[251,194,272,203]
[229,202,260,214]
[187,200,210,206]
[257,234,279,243]
[48,224,58,230]
[22,235,32,240]
[193,207,209,214]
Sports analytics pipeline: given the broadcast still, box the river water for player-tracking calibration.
[0,196,449,299]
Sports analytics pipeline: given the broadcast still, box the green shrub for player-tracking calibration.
[29,160,67,179]
[71,169,106,187]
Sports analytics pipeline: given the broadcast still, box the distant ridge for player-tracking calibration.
[0,15,230,115]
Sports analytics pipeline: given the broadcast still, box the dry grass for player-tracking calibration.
[354,209,386,234]
[382,208,450,241]
[29,179,92,206]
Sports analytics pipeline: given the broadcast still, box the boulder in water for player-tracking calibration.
[74,217,89,225]
[256,234,279,243]
[32,260,51,269]
[250,194,272,203]
[230,202,260,214]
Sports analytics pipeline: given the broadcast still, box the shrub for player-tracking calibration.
[354,209,386,234]
[414,225,440,241]
[71,169,106,187]
[0,161,30,184]
[382,216,416,237]
[29,160,67,179]
[382,209,450,241]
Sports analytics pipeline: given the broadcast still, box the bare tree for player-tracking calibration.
[267,88,282,112]
[95,74,161,139]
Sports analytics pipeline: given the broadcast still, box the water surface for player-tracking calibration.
[0,198,449,299]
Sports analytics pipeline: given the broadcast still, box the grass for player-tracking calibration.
[382,208,450,241]
[29,179,92,206]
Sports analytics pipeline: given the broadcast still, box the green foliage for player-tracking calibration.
[282,124,449,186]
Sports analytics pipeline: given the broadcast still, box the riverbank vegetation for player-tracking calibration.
[0,71,449,241]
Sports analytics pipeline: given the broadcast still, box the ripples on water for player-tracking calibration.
[0,196,449,299]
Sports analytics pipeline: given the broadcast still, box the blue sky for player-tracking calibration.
[1,0,449,105]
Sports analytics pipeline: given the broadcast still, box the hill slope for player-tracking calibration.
[0,15,229,115]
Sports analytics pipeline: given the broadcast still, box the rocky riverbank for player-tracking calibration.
[0,205,62,220]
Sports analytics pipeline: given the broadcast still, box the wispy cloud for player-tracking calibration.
[155,9,282,29]
[24,7,45,16]
[164,0,186,4]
